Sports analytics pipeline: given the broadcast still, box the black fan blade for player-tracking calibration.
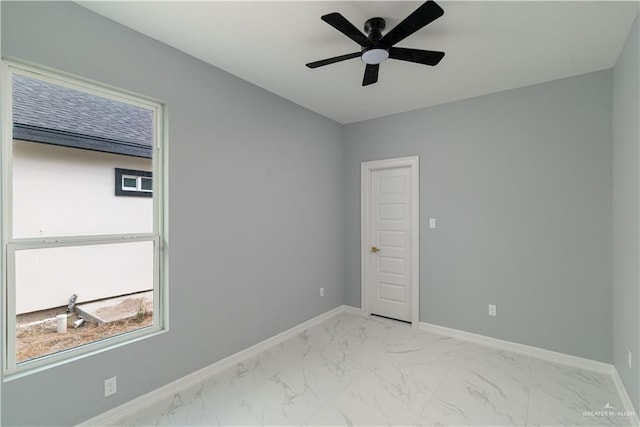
[306,52,362,69]
[362,64,380,86]
[379,1,444,48]
[321,13,372,47]
[389,47,444,65]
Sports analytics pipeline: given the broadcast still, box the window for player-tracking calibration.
[2,61,167,375]
[116,168,152,197]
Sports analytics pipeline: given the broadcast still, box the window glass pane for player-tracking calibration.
[12,74,154,238]
[122,177,138,189]
[141,177,152,191]
[14,241,154,364]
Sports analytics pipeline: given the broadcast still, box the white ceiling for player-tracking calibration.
[79,1,638,124]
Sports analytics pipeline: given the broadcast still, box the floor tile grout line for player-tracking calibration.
[301,323,396,426]
[523,354,535,426]
[117,312,629,426]
[302,316,419,426]
[413,337,470,417]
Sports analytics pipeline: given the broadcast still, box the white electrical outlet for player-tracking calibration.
[628,350,633,370]
[488,304,497,317]
[429,218,437,229]
[104,376,117,397]
[320,287,325,297]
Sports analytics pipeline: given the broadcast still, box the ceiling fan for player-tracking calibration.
[306,0,445,86]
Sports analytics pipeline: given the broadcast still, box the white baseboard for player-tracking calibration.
[339,308,637,422]
[349,309,615,375]
[78,305,348,426]
[342,305,362,315]
[420,323,639,425]
[611,367,640,426]
[79,305,638,427]
[419,321,613,374]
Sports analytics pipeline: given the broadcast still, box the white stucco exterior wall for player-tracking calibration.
[13,140,153,314]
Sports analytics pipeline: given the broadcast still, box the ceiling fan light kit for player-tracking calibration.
[361,48,389,65]
[306,0,446,86]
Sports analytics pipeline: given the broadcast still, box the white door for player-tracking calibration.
[362,157,419,324]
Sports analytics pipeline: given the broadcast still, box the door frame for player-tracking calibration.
[361,155,420,326]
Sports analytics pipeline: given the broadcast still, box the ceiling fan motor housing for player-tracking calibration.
[362,17,389,64]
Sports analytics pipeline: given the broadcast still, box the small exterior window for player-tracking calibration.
[116,168,152,197]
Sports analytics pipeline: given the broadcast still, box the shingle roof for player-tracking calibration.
[12,75,153,158]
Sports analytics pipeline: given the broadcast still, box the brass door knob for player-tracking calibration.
[371,246,380,253]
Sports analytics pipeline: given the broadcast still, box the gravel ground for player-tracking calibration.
[16,312,152,363]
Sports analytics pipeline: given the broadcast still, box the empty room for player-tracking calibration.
[0,1,639,426]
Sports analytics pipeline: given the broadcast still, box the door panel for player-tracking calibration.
[378,256,406,275]
[379,230,405,248]
[370,167,413,322]
[378,282,406,303]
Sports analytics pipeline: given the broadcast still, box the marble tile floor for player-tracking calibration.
[119,313,636,426]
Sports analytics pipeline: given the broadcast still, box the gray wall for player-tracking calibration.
[344,70,613,363]
[1,1,636,425]
[613,13,640,412]
[1,2,345,425]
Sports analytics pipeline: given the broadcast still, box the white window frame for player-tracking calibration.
[0,60,169,377]
[122,175,140,191]
[122,174,152,193]
[116,168,153,197]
